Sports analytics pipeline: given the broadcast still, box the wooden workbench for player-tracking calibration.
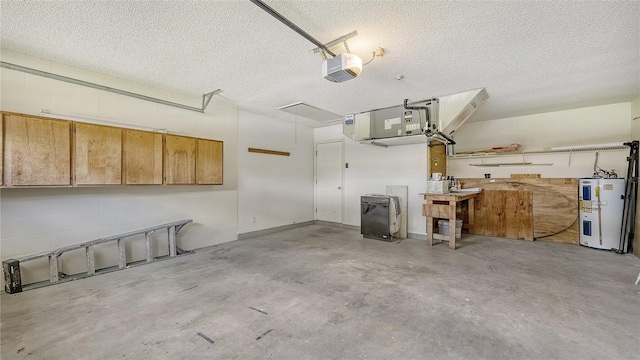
[420,191,481,249]
[460,178,577,243]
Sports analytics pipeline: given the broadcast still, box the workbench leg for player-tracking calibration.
[449,217,456,249]
[468,198,475,234]
[426,216,434,246]
[449,202,456,249]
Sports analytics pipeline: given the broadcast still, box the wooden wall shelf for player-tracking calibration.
[248,147,290,156]
[448,145,627,160]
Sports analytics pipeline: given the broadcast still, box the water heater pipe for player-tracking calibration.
[596,186,603,246]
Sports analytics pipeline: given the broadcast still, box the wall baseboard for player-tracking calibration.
[408,233,427,240]
[314,220,359,232]
[237,220,428,241]
[237,221,315,240]
[315,220,427,241]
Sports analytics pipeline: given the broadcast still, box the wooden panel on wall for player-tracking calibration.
[429,144,447,178]
[473,190,534,241]
[510,174,541,179]
[460,178,578,244]
[4,114,71,186]
[196,139,223,185]
[74,123,122,185]
[123,129,163,185]
[164,134,196,184]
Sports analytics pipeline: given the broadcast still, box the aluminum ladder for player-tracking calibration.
[3,219,193,293]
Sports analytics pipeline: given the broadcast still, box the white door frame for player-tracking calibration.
[314,139,345,223]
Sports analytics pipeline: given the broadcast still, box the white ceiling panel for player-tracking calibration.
[277,102,342,123]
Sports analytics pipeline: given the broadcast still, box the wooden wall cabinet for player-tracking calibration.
[164,135,196,184]
[163,136,224,185]
[1,112,223,187]
[3,114,71,186]
[74,123,122,185]
[196,139,223,185]
[123,129,163,185]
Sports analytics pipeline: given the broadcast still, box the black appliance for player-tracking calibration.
[360,195,400,241]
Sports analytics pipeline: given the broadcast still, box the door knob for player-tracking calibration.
[338,187,342,190]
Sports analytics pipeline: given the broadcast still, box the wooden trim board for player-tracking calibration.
[510,174,541,179]
[248,148,290,156]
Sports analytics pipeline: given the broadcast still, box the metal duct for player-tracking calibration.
[437,88,489,136]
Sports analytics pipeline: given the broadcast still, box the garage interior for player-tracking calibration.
[1,1,639,359]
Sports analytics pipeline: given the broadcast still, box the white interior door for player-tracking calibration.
[316,141,343,223]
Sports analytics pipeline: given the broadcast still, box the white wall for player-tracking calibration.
[450,103,632,178]
[0,50,239,283]
[315,126,429,236]
[315,102,635,238]
[237,111,314,234]
[632,96,640,139]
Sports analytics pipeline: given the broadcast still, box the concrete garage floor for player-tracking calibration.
[2,224,639,360]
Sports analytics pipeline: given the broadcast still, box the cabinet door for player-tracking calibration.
[74,123,122,185]
[123,129,163,185]
[4,114,71,186]
[196,139,223,185]
[164,135,196,184]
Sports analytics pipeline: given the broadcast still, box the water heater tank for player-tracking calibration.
[579,178,625,251]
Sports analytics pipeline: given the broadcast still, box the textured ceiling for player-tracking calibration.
[1,1,639,128]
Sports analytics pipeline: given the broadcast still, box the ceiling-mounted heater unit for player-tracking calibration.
[343,103,431,142]
[343,88,488,147]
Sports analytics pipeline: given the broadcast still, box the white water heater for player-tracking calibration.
[579,178,625,250]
